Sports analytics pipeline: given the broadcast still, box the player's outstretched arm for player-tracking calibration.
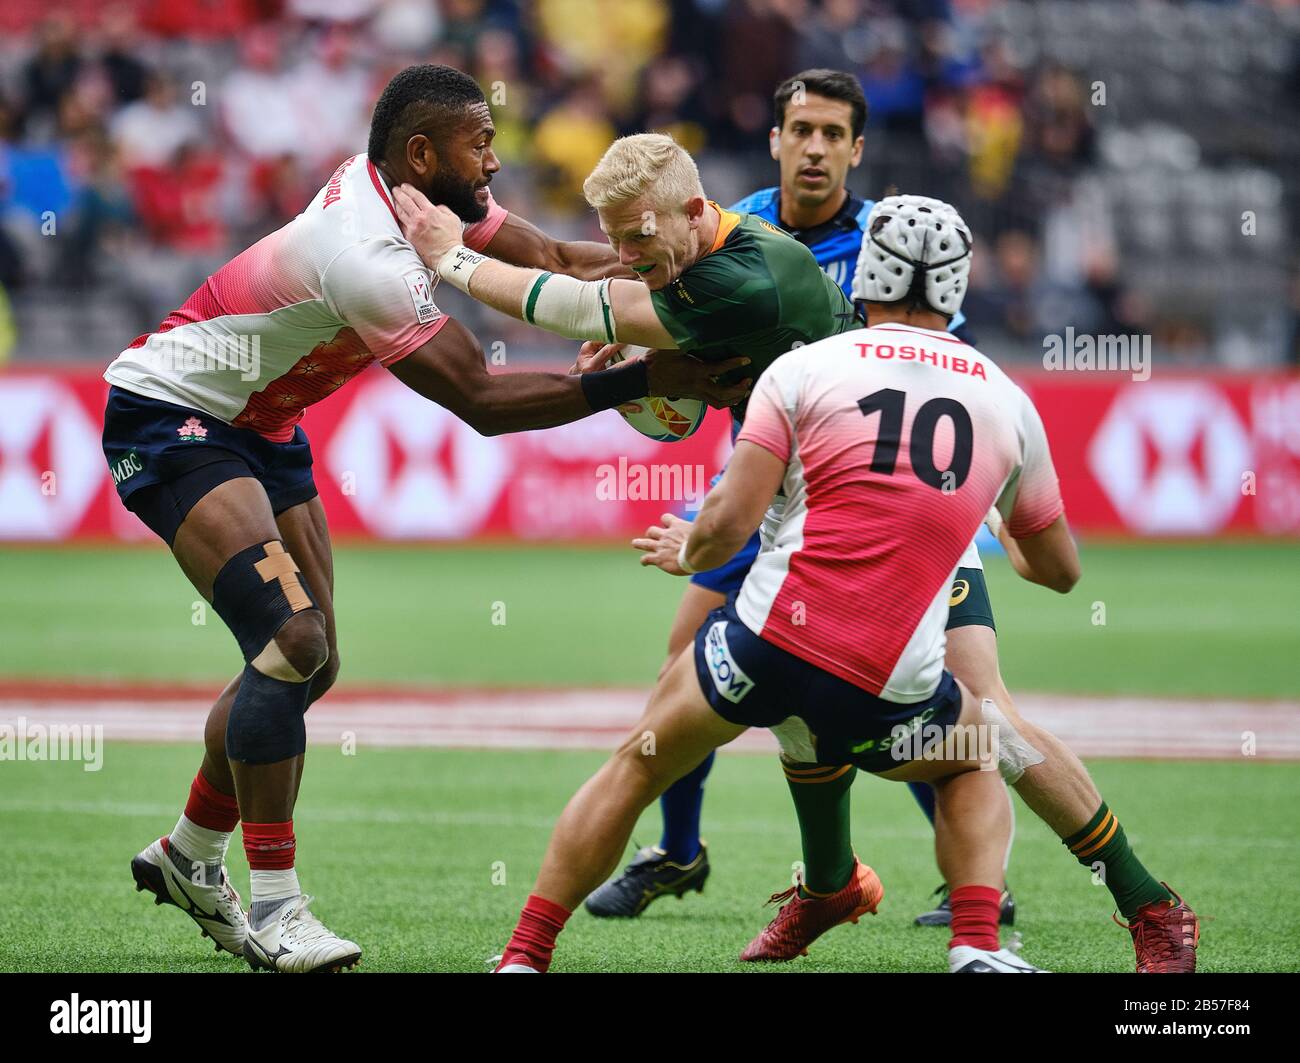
[995,391,1079,593]
[395,185,677,349]
[484,211,628,281]
[388,317,749,436]
[635,441,786,575]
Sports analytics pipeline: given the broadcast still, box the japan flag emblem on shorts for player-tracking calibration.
[404,269,440,325]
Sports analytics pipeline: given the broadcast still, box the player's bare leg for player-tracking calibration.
[131,477,289,956]
[877,688,1010,887]
[913,622,1017,926]
[584,582,725,917]
[877,683,1034,971]
[946,625,1095,833]
[497,648,746,971]
[947,625,1196,971]
[131,479,359,972]
[193,497,340,811]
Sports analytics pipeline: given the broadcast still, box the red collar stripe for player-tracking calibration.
[366,158,401,227]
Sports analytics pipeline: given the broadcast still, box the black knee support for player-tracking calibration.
[211,540,318,662]
[213,540,319,764]
[226,665,311,764]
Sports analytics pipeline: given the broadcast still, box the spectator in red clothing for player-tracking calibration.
[244,152,317,239]
[129,141,226,255]
[138,0,267,39]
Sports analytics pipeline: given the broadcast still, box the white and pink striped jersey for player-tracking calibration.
[734,323,1064,703]
[104,154,509,442]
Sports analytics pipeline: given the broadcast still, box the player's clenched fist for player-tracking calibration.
[633,513,693,575]
[394,184,464,264]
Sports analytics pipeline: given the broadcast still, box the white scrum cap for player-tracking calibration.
[851,194,973,317]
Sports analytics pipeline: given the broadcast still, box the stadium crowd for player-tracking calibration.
[0,0,1295,365]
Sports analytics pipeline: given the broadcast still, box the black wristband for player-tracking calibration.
[579,358,650,412]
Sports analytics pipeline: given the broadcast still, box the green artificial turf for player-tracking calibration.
[2,541,1296,973]
[0,541,1295,696]
[0,745,1295,973]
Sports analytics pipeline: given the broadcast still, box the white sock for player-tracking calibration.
[168,814,230,866]
[249,869,302,929]
[250,868,301,907]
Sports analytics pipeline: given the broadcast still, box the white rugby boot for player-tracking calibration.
[130,836,248,956]
[243,894,361,973]
[949,940,1047,973]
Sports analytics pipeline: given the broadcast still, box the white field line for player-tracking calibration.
[0,795,1293,853]
[0,689,1298,760]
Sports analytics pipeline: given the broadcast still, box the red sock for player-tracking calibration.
[242,820,296,870]
[183,771,240,832]
[949,884,1001,951]
[498,894,572,973]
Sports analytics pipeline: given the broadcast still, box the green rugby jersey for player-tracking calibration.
[650,204,860,420]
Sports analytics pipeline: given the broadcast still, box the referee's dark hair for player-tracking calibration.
[773,69,868,138]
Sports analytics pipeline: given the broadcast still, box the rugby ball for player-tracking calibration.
[609,345,708,443]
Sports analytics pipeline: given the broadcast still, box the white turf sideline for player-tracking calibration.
[1,683,1298,761]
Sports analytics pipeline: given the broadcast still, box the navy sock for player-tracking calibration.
[657,752,714,862]
[908,781,937,825]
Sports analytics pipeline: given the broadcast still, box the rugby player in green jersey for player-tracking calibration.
[396,133,1198,975]
[391,132,860,416]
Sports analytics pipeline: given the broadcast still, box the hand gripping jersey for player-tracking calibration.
[104,155,508,442]
[735,323,1064,702]
[648,204,860,424]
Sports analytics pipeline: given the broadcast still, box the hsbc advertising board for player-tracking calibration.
[0,367,1297,541]
[1023,374,1300,537]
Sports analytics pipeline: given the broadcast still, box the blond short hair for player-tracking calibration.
[582,133,705,214]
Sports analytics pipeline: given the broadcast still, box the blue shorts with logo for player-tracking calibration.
[693,598,963,774]
[102,385,318,545]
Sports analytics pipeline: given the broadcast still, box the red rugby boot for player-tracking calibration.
[1115,883,1199,973]
[739,859,884,962]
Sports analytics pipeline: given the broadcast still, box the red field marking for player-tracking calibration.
[1,681,1297,761]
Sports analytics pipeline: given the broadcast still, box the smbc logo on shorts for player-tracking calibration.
[705,621,754,703]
